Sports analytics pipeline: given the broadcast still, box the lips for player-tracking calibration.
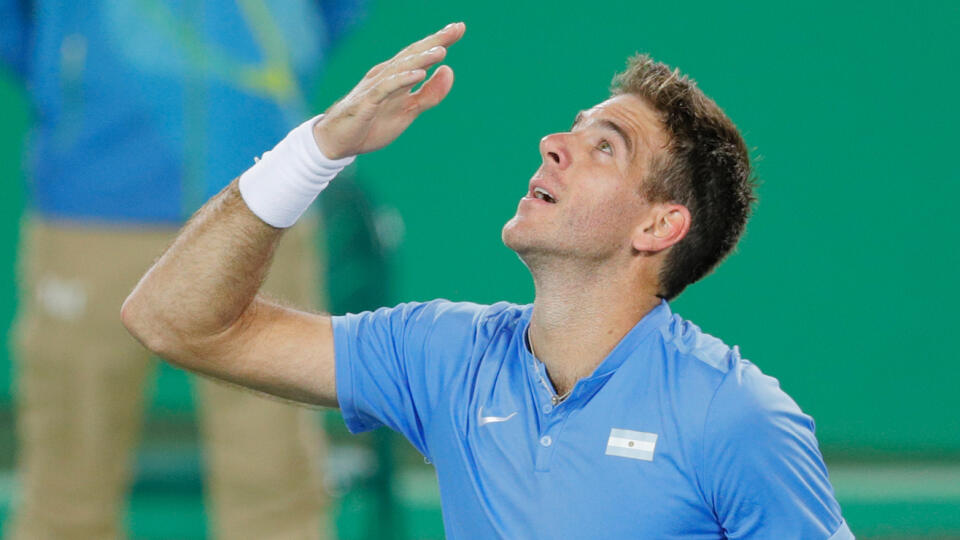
[532,186,556,203]
[527,178,559,204]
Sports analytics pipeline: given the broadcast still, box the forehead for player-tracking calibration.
[580,94,668,159]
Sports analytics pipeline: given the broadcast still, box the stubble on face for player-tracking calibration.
[502,94,668,272]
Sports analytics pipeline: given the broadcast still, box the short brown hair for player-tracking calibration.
[612,54,756,300]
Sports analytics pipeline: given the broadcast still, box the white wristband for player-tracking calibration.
[239,115,355,228]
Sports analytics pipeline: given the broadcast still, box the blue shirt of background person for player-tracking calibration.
[333,299,854,539]
[0,0,363,225]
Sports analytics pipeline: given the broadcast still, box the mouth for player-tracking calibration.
[531,186,557,204]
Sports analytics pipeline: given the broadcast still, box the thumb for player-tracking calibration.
[411,65,454,112]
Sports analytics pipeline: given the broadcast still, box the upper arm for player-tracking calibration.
[119,181,339,407]
[703,360,848,539]
[175,296,338,408]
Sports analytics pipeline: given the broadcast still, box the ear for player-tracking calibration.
[632,203,691,254]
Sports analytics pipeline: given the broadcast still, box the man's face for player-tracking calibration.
[502,93,668,265]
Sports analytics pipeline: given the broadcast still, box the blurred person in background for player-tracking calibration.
[0,1,362,538]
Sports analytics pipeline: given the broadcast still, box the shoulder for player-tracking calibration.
[335,299,528,344]
[418,299,529,348]
[391,299,526,330]
[658,314,739,375]
[655,311,811,445]
[413,299,526,323]
[653,311,843,534]
[704,356,814,451]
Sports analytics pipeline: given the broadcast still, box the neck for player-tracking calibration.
[526,257,661,397]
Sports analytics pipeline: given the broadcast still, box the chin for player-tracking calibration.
[502,220,554,267]
[501,216,530,253]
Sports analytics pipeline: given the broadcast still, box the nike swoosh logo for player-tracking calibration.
[478,406,518,427]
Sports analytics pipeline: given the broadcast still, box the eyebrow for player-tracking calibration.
[572,111,633,156]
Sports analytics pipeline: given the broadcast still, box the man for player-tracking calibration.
[123,22,854,538]
[1,1,361,537]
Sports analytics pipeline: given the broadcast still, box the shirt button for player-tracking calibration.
[541,404,553,414]
[540,435,552,447]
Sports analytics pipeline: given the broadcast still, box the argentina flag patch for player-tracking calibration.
[605,428,658,461]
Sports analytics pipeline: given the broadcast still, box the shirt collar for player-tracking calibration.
[518,299,673,404]
[588,299,672,378]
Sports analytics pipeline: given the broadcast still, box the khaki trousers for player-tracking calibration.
[8,218,327,540]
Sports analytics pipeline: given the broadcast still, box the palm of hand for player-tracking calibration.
[313,23,465,160]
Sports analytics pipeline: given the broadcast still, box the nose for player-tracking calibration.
[539,132,572,170]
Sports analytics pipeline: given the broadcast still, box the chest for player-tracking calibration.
[427,351,721,538]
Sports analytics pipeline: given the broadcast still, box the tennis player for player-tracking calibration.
[123,22,854,538]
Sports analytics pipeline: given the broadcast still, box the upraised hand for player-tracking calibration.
[313,22,466,160]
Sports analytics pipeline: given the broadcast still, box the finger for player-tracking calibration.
[359,49,433,93]
[410,65,454,112]
[367,69,427,105]
[366,23,463,82]
[389,46,448,77]
[365,60,389,79]
[394,22,466,60]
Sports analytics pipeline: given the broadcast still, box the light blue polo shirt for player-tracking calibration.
[333,299,854,539]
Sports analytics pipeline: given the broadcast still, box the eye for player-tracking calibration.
[596,139,613,155]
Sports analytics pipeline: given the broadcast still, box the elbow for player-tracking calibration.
[121,289,233,371]
[121,291,178,359]
[119,293,144,343]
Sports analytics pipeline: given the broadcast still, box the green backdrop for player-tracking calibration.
[309,0,960,458]
[1,0,958,462]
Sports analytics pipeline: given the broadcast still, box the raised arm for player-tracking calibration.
[121,23,466,407]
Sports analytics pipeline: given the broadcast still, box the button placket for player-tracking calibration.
[523,326,582,473]
[534,399,569,471]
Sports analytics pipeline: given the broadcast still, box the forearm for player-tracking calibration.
[121,22,465,404]
[122,179,282,358]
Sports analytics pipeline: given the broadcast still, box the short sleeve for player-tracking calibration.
[702,359,853,540]
[332,300,490,458]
